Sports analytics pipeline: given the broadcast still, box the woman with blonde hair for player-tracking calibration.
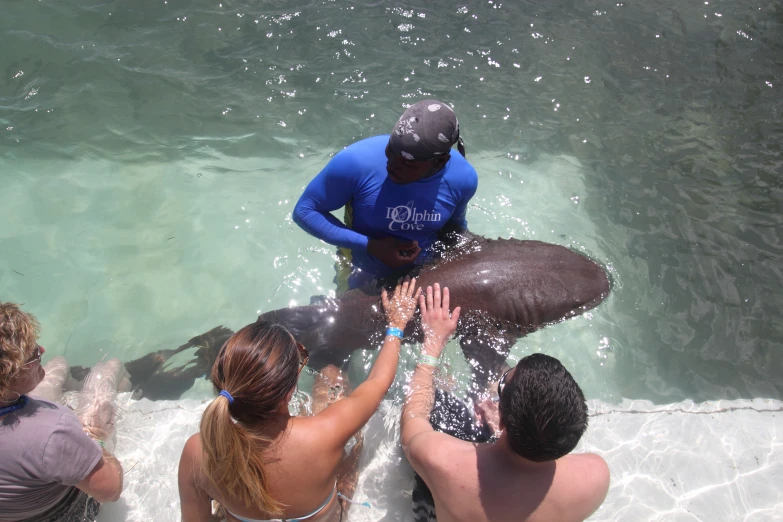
[0,303,124,522]
[178,278,421,522]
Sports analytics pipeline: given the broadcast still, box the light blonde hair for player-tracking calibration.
[0,303,40,397]
[200,321,300,516]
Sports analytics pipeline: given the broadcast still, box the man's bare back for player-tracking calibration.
[414,433,609,522]
[399,285,610,522]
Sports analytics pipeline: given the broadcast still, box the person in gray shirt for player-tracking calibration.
[0,303,125,522]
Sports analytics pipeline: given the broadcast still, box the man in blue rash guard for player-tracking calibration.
[293,100,479,292]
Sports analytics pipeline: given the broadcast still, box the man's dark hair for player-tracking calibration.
[499,353,588,462]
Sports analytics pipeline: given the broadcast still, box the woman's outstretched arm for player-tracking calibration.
[314,278,421,445]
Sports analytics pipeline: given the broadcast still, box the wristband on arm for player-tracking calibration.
[385,326,404,339]
[418,354,441,367]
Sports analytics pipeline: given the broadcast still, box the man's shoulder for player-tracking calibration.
[340,135,389,159]
[327,135,388,179]
[443,154,478,189]
[556,453,610,506]
[409,431,476,469]
[562,452,609,475]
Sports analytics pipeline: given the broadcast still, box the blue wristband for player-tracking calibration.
[385,327,404,339]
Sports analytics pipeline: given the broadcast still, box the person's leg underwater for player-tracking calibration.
[76,358,130,452]
[29,356,70,403]
[311,365,365,521]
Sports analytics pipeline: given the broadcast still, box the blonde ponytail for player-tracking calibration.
[198,321,300,516]
[200,393,283,515]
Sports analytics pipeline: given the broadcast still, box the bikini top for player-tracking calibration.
[227,482,337,522]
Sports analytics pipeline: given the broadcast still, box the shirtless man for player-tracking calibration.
[402,284,610,522]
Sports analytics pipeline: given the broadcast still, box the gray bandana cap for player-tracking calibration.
[388,100,460,161]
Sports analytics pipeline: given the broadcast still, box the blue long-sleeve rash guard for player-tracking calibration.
[293,135,478,279]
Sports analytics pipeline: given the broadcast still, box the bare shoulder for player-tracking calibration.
[285,416,348,472]
[179,434,204,473]
[293,414,346,449]
[569,453,609,482]
[407,432,475,473]
[182,433,202,456]
[561,453,610,511]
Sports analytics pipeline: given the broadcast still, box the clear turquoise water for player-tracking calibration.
[1,0,781,403]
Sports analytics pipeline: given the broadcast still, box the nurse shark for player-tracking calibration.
[79,233,610,400]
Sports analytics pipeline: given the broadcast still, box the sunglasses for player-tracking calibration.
[24,345,43,368]
[296,342,309,375]
[497,367,513,400]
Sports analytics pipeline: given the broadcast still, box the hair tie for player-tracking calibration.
[219,390,234,405]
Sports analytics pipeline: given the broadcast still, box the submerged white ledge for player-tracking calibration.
[97,396,783,522]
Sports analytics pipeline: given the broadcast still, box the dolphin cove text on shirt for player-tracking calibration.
[385,201,442,231]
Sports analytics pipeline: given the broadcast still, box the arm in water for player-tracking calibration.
[311,278,422,448]
[400,284,461,469]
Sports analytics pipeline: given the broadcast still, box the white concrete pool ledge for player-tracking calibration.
[98,396,783,522]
